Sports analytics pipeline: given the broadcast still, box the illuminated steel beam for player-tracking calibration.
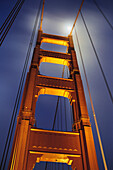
[36,75,74,91]
[26,128,83,170]
[39,49,71,60]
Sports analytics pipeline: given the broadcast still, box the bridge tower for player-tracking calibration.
[8,28,99,170]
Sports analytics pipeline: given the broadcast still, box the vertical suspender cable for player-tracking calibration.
[57,102,59,130]
[62,64,65,78]
[0,0,21,34]
[74,27,108,170]
[64,98,67,130]
[45,97,60,169]
[62,65,65,170]
[51,64,66,131]
[9,0,43,168]
[8,1,43,169]
[80,11,113,104]
[52,97,60,130]
[92,0,113,30]
[70,103,73,127]
[60,97,63,130]
[45,65,66,170]
[0,0,25,46]
[0,0,25,168]
[0,0,42,169]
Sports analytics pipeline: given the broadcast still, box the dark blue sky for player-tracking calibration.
[0,0,113,169]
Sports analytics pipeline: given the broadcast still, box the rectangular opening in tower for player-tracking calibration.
[39,62,70,78]
[41,43,68,53]
[35,95,73,132]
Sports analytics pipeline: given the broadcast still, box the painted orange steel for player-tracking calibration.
[9,30,99,170]
[41,37,69,47]
[39,49,71,60]
[35,88,72,101]
[26,128,82,169]
[39,56,70,67]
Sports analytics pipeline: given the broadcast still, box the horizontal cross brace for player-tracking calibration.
[36,75,75,91]
[41,33,69,47]
[42,33,69,41]
[29,128,81,155]
[39,49,71,61]
[26,128,82,169]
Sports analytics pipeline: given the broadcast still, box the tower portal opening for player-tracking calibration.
[35,94,73,132]
[33,161,72,170]
[39,62,70,78]
[41,42,68,53]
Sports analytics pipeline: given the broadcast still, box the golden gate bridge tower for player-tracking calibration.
[8,0,99,169]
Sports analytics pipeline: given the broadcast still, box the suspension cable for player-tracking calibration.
[67,66,69,78]
[0,1,24,161]
[8,1,42,168]
[70,0,84,35]
[80,10,113,104]
[52,97,60,130]
[57,102,59,130]
[70,103,73,126]
[0,0,21,34]
[74,27,108,170]
[92,0,113,30]
[45,65,66,170]
[0,0,25,46]
[60,97,63,130]
[64,98,67,130]
[52,65,66,131]
[8,2,42,169]
[0,1,42,169]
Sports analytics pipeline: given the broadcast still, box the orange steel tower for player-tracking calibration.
[8,2,98,168]
[8,29,99,169]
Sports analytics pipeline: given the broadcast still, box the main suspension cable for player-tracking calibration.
[74,27,108,170]
[70,0,84,35]
[80,10,113,104]
[92,0,113,30]
[0,0,42,169]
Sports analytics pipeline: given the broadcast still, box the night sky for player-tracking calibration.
[0,0,113,169]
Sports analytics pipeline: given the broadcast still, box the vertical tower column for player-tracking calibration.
[69,35,98,170]
[8,30,42,170]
